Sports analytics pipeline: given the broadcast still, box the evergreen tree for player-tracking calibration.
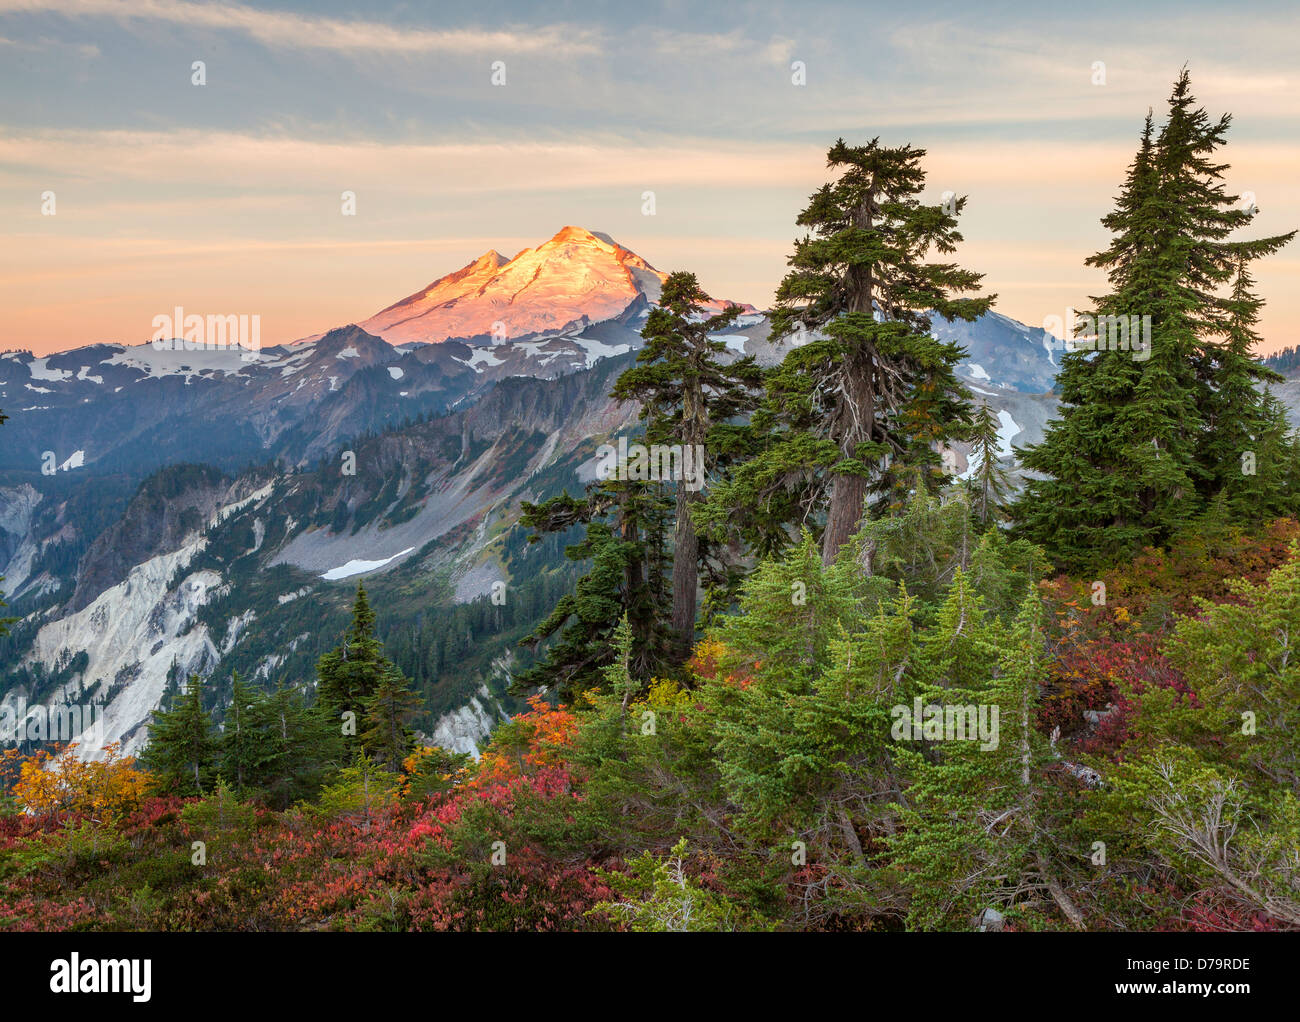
[611,270,763,658]
[214,671,341,805]
[140,673,217,796]
[1263,345,1300,374]
[1164,549,1300,792]
[315,752,400,835]
[316,584,400,755]
[1202,261,1300,517]
[219,671,259,794]
[709,138,992,565]
[361,665,420,770]
[1013,73,1295,569]
[887,581,1074,929]
[964,403,1011,528]
[515,475,675,700]
[602,614,639,715]
[257,683,342,809]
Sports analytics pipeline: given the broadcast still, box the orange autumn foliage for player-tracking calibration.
[471,695,580,789]
[689,637,757,689]
[11,743,148,823]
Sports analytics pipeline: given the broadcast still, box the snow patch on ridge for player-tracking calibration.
[28,358,72,383]
[320,546,415,580]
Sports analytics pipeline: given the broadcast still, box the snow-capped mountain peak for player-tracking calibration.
[359,225,736,347]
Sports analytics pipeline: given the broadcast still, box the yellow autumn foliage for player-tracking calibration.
[635,677,692,710]
[11,743,147,823]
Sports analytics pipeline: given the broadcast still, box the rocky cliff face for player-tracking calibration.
[0,483,42,593]
[69,465,235,612]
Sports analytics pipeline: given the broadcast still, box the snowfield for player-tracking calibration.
[320,546,416,580]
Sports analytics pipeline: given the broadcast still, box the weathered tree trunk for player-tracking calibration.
[821,195,877,566]
[672,486,698,657]
[672,373,705,656]
[822,472,867,565]
[822,343,876,565]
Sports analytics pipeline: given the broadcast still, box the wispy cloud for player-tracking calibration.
[0,30,96,54]
[0,0,602,55]
[0,128,829,192]
[7,127,1297,198]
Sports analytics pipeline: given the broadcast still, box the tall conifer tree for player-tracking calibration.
[965,403,1011,528]
[361,665,421,770]
[1013,72,1295,568]
[716,138,991,565]
[1202,260,1300,515]
[141,673,217,796]
[516,476,674,700]
[611,271,763,658]
[316,584,408,757]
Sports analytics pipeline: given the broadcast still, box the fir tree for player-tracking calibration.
[219,671,259,794]
[1202,260,1300,517]
[140,673,217,796]
[602,614,638,716]
[361,665,420,770]
[711,137,992,565]
[611,270,763,658]
[258,683,342,808]
[887,581,1076,929]
[316,584,401,755]
[515,475,675,700]
[1013,72,1295,569]
[964,403,1011,528]
[1263,345,1300,374]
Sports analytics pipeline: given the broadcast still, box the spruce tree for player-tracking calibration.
[611,270,763,658]
[515,475,675,700]
[964,403,1011,528]
[714,138,992,565]
[140,673,217,796]
[1013,73,1295,569]
[315,584,400,755]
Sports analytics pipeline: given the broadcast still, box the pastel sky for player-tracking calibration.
[2,0,1298,355]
